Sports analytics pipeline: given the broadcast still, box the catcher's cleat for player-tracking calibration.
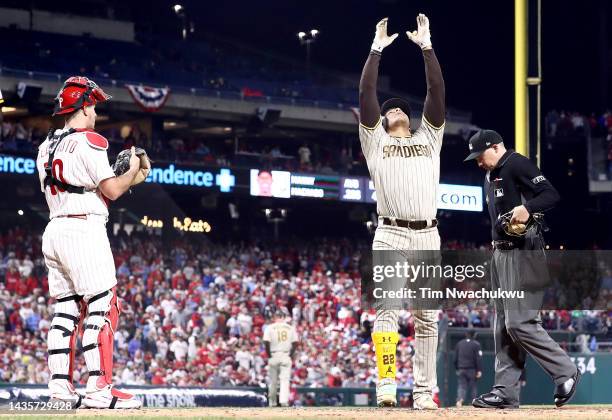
[82,381,141,409]
[48,381,83,409]
[413,394,438,410]
[376,378,397,407]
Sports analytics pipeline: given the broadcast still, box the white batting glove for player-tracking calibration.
[406,13,432,50]
[371,18,399,53]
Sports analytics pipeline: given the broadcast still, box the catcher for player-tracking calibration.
[36,76,150,409]
[464,129,579,408]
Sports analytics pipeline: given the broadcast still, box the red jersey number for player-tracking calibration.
[44,159,67,195]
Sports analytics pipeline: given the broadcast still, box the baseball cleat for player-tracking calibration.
[554,369,581,407]
[472,392,519,409]
[48,393,83,409]
[82,384,142,409]
[376,378,397,407]
[48,380,83,408]
[413,394,438,410]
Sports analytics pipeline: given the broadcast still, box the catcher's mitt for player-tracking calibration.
[497,210,544,237]
[112,147,151,186]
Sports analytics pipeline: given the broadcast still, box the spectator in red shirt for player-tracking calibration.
[327,367,343,387]
[5,267,19,293]
[151,369,166,385]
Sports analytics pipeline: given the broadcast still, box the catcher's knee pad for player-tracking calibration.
[48,294,83,383]
[82,288,120,385]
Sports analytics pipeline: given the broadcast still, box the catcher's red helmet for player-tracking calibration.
[53,76,111,116]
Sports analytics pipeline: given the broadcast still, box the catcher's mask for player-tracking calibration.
[497,210,545,237]
[53,76,111,116]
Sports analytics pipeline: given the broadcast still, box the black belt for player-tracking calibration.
[493,240,518,250]
[381,218,437,230]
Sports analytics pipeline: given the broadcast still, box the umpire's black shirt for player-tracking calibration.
[485,149,560,241]
[455,338,483,371]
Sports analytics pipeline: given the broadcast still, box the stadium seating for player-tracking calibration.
[0,28,357,106]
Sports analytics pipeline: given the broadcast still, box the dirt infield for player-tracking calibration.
[4,405,612,420]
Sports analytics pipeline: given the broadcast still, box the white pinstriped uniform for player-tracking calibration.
[359,116,444,398]
[263,321,298,406]
[36,129,117,299]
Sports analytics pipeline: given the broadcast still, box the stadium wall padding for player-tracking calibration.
[0,384,267,408]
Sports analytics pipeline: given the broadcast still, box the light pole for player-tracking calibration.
[297,29,319,68]
[173,4,193,40]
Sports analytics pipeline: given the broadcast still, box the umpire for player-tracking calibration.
[454,330,482,407]
[464,130,579,408]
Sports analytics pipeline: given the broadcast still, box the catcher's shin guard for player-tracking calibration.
[48,294,83,406]
[81,287,119,391]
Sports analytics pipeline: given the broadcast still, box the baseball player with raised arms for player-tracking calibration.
[263,310,298,407]
[36,77,148,408]
[359,15,445,408]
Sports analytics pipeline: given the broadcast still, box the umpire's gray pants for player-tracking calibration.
[490,247,577,404]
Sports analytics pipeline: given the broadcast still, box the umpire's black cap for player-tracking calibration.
[464,129,503,162]
[380,97,412,119]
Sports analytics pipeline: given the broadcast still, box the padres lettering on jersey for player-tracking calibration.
[382,144,432,159]
[359,116,444,221]
[263,321,298,353]
[36,128,116,219]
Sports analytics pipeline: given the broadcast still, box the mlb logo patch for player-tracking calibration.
[532,175,546,184]
[494,188,504,197]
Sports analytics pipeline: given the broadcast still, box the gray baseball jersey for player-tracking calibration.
[263,321,298,353]
[359,116,444,221]
[264,321,297,406]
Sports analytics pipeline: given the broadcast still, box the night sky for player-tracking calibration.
[150,0,609,144]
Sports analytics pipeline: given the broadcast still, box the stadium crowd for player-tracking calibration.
[545,109,612,138]
[545,109,612,180]
[0,226,611,398]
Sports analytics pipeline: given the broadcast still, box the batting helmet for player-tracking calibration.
[53,76,111,116]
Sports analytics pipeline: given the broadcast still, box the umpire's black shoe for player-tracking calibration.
[472,392,519,409]
[554,369,581,407]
